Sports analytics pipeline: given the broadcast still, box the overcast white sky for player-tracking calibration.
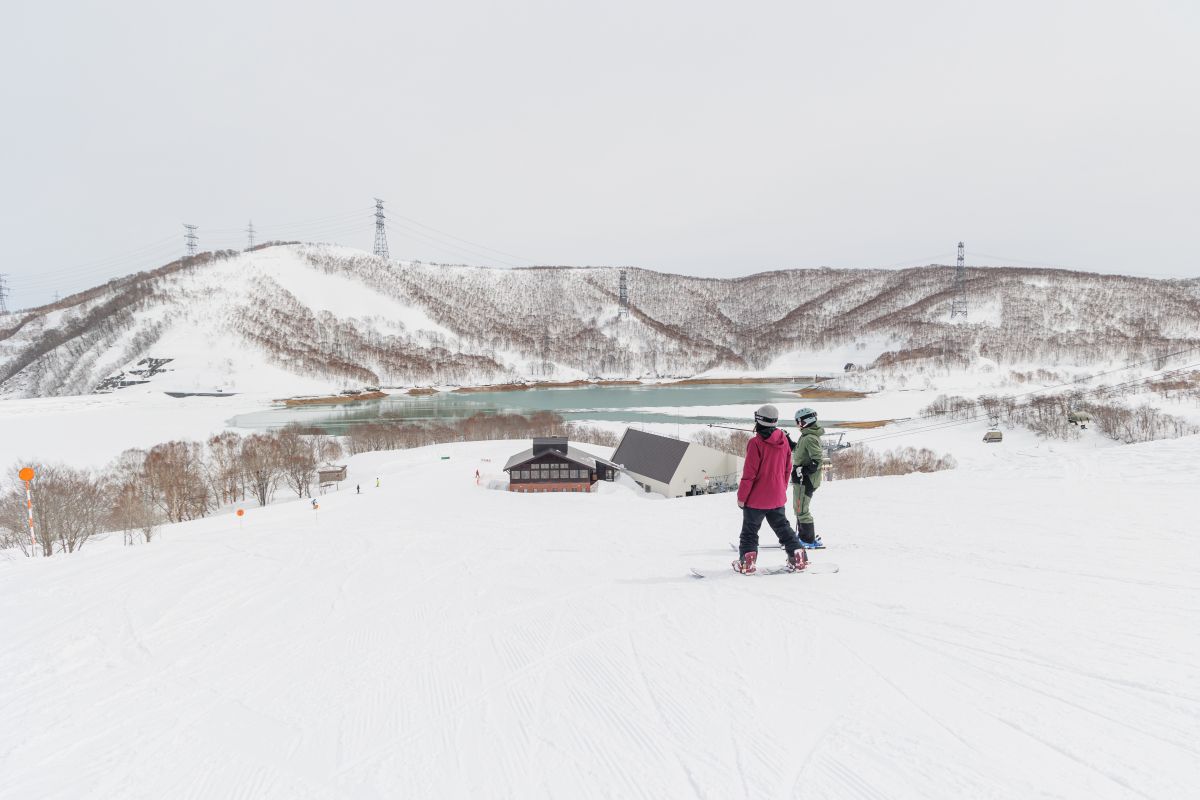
[2,0,1198,308]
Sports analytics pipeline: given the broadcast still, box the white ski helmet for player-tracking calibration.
[795,407,818,427]
[754,404,779,426]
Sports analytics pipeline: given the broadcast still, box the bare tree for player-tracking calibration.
[103,449,158,544]
[0,467,35,556]
[240,433,283,506]
[277,425,318,498]
[144,441,210,523]
[315,434,344,464]
[206,432,245,506]
[109,481,161,544]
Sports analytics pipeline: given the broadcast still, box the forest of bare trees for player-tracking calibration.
[920,390,1200,444]
[0,423,343,557]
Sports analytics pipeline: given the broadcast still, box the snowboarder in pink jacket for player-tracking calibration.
[733,404,806,574]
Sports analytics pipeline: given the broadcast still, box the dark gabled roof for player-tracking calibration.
[610,428,690,484]
[504,444,618,472]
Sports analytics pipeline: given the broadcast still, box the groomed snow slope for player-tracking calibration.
[2,437,1197,798]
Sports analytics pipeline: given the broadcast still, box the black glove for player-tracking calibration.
[791,465,805,484]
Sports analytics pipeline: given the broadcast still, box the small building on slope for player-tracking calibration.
[611,428,743,498]
[504,436,619,493]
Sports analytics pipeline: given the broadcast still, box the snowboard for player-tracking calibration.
[690,562,840,579]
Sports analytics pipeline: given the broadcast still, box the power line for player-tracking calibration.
[871,251,959,270]
[968,250,1187,281]
[6,207,377,307]
[0,274,9,314]
[12,245,183,291]
[392,214,536,265]
[204,207,374,235]
[245,220,255,250]
[25,235,181,278]
[386,221,525,268]
[213,217,366,248]
[12,243,182,287]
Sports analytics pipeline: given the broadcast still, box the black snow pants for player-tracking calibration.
[739,506,801,559]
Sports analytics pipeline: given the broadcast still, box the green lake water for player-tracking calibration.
[229,382,859,434]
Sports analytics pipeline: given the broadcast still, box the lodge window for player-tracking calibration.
[514,463,600,483]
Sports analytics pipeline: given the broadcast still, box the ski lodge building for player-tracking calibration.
[610,428,743,498]
[504,436,619,493]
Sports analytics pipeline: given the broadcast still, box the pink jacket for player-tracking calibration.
[737,428,792,509]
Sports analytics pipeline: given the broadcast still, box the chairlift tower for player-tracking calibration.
[245,220,256,250]
[950,241,967,319]
[373,199,390,260]
[541,332,553,376]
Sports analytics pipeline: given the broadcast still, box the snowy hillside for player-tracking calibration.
[2,244,1199,398]
[1,436,1196,798]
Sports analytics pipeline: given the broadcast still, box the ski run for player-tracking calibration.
[2,435,1198,799]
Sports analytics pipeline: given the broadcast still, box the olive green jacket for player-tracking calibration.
[792,423,824,491]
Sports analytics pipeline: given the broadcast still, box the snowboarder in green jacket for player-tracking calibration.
[791,407,825,548]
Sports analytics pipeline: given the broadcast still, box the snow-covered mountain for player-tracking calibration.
[2,243,1198,397]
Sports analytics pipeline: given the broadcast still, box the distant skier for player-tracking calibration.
[791,407,824,549]
[356,484,360,494]
[375,477,380,488]
[732,404,806,574]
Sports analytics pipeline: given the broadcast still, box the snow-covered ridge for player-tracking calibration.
[2,244,1198,398]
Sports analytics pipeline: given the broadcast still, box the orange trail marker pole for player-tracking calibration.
[18,467,36,557]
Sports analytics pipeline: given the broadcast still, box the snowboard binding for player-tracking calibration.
[732,551,758,574]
